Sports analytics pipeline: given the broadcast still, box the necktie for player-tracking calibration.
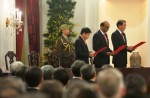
[103,34,108,45]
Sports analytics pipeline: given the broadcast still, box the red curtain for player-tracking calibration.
[27,0,40,53]
[16,0,25,60]
[16,0,40,60]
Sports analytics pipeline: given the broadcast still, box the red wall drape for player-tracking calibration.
[16,0,25,60]
[27,0,40,53]
[16,0,40,60]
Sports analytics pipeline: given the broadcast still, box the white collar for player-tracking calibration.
[100,30,105,35]
[117,29,123,34]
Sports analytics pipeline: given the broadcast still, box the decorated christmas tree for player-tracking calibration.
[43,0,77,64]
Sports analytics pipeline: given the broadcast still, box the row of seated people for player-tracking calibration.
[0,60,150,98]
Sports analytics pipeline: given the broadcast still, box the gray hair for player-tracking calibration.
[41,65,54,80]
[97,68,124,98]
[10,61,26,75]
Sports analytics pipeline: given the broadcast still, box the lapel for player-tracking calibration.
[116,30,127,44]
[99,30,109,46]
[79,36,86,46]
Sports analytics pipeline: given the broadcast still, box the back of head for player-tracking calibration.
[66,81,99,98]
[97,68,124,98]
[15,66,28,81]
[125,74,146,94]
[80,64,96,81]
[101,64,113,70]
[40,80,64,98]
[0,76,26,94]
[71,60,86,77]
[80,27,91,35]
[53,67,69,86]
[41,65,54,80]
[24,67,42,87]
[10,61,25,76]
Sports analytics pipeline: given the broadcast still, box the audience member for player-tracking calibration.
[71,60,85,80]
[97,68,125,98]
[40,80,64,98]
[52,67,69,87]
[10,61,26,76]
[24,67,43,92]
[66,81,99,98]
[0,76,26,94]
[124,74,148,98]
[41,65,54,80]
[15,66,27,81]
[80,64,96,83]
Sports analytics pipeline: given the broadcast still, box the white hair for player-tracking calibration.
[97,68,124,98]
[10,61,26,75]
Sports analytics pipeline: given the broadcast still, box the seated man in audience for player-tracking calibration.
[70,60,85,80]
[66,81,99,98]
[67,60,85,87]
[24,67,43,92]
[0,76,26,95]
[124,74,148,98]
[41,65,54,80]
[10,61,26,76]
[97,68,125,98]
[52,67,69,87]
[40,80,64,98]
[80,64,96,83]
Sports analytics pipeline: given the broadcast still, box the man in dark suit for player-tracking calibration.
[56,24,74,68]
[75,27,94,64]
[111,20,134,68]
[93,21,113,68]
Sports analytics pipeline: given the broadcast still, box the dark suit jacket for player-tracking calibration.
[111,30,130,67]
[75,36,89,63]
[93,30,112,68]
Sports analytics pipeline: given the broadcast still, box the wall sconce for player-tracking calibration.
[6,8,23,34]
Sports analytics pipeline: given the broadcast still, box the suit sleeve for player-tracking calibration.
[93,34,100,51]
[75,40,89,58]
[93,34,109,55]
[111,33,120,50]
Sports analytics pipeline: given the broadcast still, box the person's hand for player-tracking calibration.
[89,51,94,57]
[106,52,112,56]
[110,51,115,56]
[127,46,134,51]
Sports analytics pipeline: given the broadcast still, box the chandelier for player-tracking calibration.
[6,8,23,34]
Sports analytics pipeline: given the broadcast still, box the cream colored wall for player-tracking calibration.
[0,0,16,70]
[99,0,148,67]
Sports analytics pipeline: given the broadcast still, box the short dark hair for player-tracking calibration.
[116,20,126,27]
[53,67,69,86]
[80,27,91,35]
[71,60,86,77]
[80,64,95,81]
[125,74,146,93]
[100,21,105,27]
[25,67,42,87]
